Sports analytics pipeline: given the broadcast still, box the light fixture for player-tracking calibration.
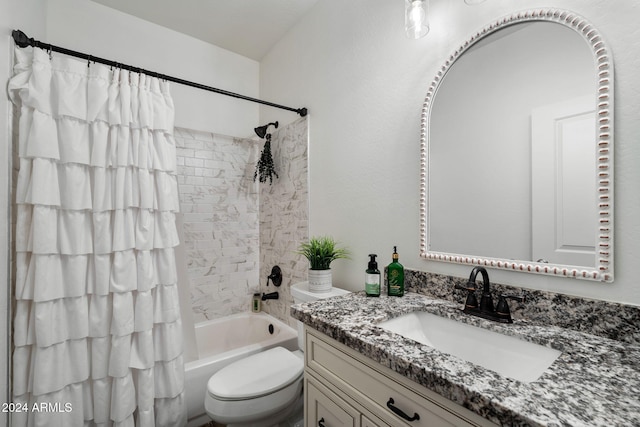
[405,0,429,39]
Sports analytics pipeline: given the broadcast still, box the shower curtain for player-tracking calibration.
[9,47,186,426]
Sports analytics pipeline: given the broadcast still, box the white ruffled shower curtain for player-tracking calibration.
[9,46,186,426]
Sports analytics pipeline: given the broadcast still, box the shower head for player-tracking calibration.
[254,121,279,139]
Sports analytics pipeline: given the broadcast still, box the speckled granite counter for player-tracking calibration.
[291,291,640,426]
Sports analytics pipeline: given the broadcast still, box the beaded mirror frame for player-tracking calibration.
[419,9,614,282]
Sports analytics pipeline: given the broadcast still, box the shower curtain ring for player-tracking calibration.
[87,55,91,67]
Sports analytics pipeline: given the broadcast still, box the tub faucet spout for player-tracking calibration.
[262,291,279,301]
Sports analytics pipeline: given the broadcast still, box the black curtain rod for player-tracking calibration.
[11,29,308,117]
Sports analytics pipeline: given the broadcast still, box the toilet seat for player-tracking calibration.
[207,346,303,400]
[205,347,304,425]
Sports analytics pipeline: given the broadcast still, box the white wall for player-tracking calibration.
[260,0,640,305]
[45,0,260,137]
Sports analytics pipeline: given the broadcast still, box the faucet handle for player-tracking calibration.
[267,265,282,287]
[501,294,524,303]
[496,294,524,322]
[454,282,477,292]
[455,282,478,310]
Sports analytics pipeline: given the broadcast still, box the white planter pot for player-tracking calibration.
[308,269,332,293]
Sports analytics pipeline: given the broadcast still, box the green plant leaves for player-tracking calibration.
[296,236,350,270]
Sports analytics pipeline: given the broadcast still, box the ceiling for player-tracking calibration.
[90,0,319,61]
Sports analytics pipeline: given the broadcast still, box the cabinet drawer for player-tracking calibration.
[306,330,485,427]
[361,414,384,427]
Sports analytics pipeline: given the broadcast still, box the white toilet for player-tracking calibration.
[204,282,350,427]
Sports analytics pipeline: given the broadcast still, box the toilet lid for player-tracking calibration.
[207,346,304,400]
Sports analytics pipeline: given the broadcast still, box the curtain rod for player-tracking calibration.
[11,29,308,117]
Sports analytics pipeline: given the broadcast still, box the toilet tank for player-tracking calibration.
[291,282,350,350]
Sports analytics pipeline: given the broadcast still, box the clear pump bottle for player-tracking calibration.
[365,254,381,297]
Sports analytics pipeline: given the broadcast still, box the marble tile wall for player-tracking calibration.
[258,118,310,328]
[174,127,260,323]
[174,118,309,325]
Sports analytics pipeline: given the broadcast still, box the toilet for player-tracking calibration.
[204,282,350,427]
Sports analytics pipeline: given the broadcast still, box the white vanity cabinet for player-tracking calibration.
[304,327,496,427]
[306,376,383,427]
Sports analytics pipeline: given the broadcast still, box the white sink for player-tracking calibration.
[378,312,561,383]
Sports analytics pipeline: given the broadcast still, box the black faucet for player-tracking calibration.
[454,267,522,323]
[261,291,279,301]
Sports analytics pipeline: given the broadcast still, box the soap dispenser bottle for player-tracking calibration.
[365,254,381,297]
[387,246,404,297]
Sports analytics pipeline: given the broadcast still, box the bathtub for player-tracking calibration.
[184,312,299,427]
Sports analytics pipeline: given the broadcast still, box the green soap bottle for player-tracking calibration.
[365,254,380,297]
[387,246,404,297]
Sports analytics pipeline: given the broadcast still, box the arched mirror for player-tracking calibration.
[420,9,614,282]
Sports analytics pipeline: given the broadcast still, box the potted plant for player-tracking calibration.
[296,236,350,292]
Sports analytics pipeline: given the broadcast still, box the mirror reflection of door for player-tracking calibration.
[428,21,597,266]
[531,96,596,267]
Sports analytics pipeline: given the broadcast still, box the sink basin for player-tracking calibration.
[378,312,561,383]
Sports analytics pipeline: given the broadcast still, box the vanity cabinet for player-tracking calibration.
[306,376,383,427]
[304,327,496,427]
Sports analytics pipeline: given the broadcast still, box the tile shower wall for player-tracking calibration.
[174,118,309,325]
[174,127,260,322]
[259,117,310,328]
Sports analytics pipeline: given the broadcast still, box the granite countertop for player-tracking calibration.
[291,291,640,427]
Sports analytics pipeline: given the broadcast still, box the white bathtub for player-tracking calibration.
[184,312,299,426]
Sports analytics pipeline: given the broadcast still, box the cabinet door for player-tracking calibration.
[306,377,359,427]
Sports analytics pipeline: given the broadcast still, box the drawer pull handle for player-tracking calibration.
[387,398,420,422]
[318,417,326,427]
